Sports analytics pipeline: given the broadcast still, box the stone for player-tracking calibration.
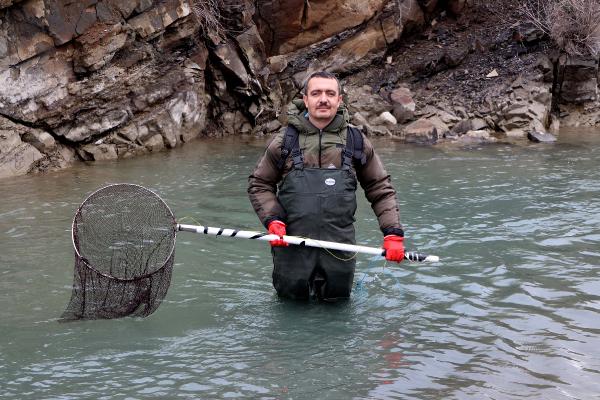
[143,134,165,152]
[21,129,56,152]
[214,41,250,85]
[346,85,390,120]
[236,25,267,77]
[373,111,397,126]
[128,0,191,39]
[0,47,75,121]
[78,143,118,161]
[425,115,449,136]
[403,118,438,144]
[74,23,128,72]
[268,55,288,74]
[527,101,548,121]
[390,87,415,123]
[0,122,44,178]
[504,129,527,138]
[527,130,557,143]
[456,130,497,144]
[451,119,472,135]
[57,107,131,142]
[465,129,492,139]
[470,118,488,131]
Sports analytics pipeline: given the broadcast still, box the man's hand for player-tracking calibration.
[268,220,288,247]
[383,235,404,262]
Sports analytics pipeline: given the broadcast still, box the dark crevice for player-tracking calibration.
[0,111,73,147]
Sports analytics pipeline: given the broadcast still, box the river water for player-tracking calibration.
[1,129,599,399]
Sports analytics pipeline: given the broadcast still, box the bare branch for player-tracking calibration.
[521,0,600,57]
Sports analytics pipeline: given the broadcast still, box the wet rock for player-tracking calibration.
[452,130,497,145]
[0,119,44,178]
[143,134,165,152]
[425,115,450,137]
[527,130,557,143]
[78,143,118,161]
[465,129,495,142]
[403,118,438,144]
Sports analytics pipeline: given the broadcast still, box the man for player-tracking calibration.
[248,71,404,301]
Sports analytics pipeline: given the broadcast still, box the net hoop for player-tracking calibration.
[71,183,177,282]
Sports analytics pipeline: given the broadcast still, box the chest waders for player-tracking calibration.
[272,129,361,301]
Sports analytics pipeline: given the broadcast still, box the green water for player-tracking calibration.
[1,130,599,399]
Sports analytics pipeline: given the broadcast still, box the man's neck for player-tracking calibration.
[307,116,334,130]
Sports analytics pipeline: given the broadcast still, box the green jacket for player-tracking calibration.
[248,100,403,237]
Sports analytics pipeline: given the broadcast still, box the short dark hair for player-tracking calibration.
[302,71,341,95]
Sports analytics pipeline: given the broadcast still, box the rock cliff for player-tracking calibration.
[0,0,598,178]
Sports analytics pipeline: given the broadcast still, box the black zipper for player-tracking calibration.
[318,129,322,168]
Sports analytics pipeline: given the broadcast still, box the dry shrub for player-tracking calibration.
[189,0,225,39]
[189,0,248,41]
[523,0,600,57]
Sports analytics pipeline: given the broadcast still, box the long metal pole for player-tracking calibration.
[177,224,439,263]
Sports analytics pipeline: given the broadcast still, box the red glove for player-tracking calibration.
[383,235,404,262]
[268,220,288,247]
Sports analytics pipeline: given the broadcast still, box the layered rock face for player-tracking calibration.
[0,0,429,178]
[1,0,211,178]
[1,0,597,179]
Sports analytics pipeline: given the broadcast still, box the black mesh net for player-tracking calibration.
[61,184,177,321]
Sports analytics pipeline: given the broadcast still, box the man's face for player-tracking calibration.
[303,77,343,127]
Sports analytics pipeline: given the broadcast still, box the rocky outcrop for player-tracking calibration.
[0,0,213,178]
[0,0,598,178]
[560,56,599,104]
[0,0,433,178]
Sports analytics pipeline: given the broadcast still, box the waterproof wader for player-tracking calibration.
[272,150,358,300]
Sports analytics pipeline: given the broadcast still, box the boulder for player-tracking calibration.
[390,87,416,123]
[403,118,438,144]
[77,143,118,161]
[345,85,391,120]
[527,130,557,143]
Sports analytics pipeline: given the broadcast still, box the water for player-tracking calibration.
[1,130,599,399]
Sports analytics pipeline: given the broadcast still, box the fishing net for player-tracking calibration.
[61,184,177,321]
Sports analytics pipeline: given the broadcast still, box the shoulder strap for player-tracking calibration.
[277,125,304,170]
[342,126,366,169]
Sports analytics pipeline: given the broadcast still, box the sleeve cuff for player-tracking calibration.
[264,216,284,229]
[382,227,404,237]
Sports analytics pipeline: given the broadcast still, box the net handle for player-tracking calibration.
[177,224,439,263]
